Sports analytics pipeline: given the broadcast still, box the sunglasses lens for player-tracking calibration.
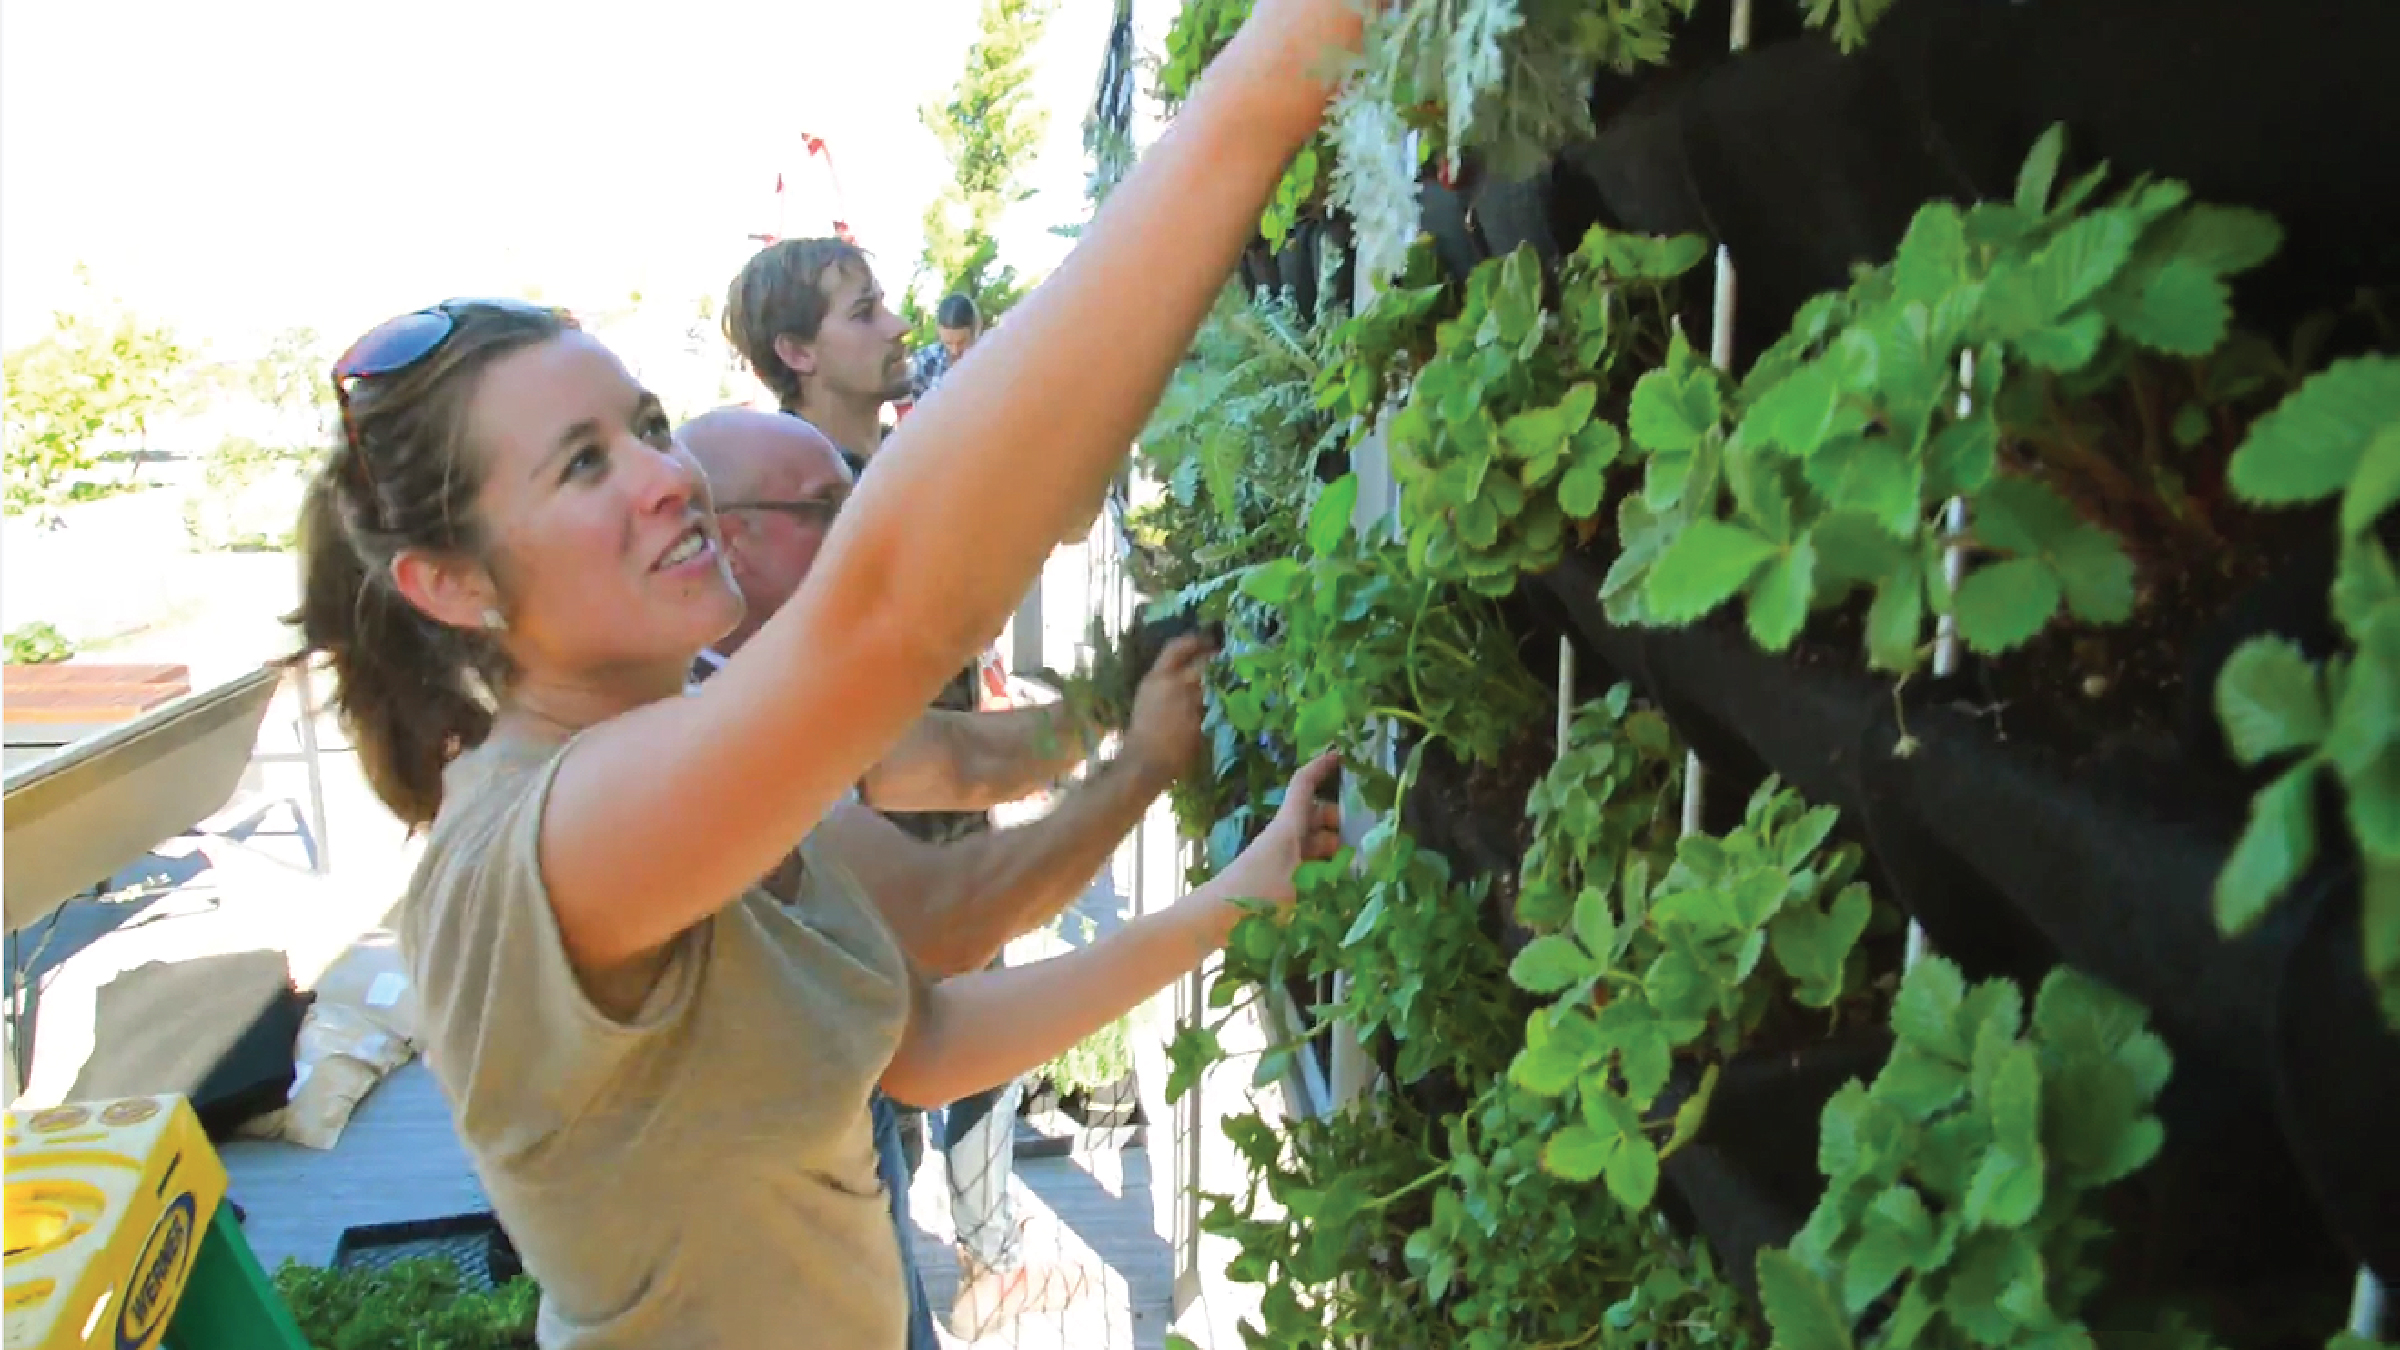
[333,310,455,382]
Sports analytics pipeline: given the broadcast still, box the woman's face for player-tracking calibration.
[459,331,744,686]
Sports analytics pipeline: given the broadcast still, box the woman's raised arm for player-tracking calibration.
[535,0,1367,969]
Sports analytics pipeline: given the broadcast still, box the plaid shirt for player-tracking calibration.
[906,343,953,405]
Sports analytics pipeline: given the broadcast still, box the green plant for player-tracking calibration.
[2210,353,2400,1027]
[1131,281,1347,600]
[1756,959,2175,1350]
[1509,755,1881,1210]
[1039,1004,1138,1097]
[273,1258,538,1350]
[5,621,75,665]
[1605,125,2285,672]
[1386,227,1706,593]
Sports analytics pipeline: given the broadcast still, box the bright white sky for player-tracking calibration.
[0,0,1122,383]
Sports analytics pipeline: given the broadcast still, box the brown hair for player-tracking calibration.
[723,237,870,411]
[287,302,570,829]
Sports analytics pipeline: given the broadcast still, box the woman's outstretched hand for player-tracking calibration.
[1215,752,1347,911]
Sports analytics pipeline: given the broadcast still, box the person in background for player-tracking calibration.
[906,292,984,413]
[683,407,1154,1338]
[722,239,1042,1337]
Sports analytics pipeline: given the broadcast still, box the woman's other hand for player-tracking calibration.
[1214,752,1346,911]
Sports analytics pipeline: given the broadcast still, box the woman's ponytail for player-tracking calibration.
[290,464,493,829]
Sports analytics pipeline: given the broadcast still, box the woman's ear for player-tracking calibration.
[389,548,499,633]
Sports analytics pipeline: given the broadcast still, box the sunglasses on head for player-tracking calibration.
[331,297,571,439]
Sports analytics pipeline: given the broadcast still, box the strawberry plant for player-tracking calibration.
[1604,125,2286,675]
[1755,958,2186,1350]
[2211,353,2400,1027]
[1507,718,1885,1210]
[1385,227,1707,594]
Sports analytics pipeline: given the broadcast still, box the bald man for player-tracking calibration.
[686,408,1097,814]
[681,407,1197,1339]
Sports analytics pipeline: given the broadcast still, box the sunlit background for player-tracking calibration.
[1,0,1123,429]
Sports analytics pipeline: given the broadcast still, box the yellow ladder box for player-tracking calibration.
[5,1095,226,1350]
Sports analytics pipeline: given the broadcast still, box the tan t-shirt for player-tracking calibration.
[398,730,914,1349]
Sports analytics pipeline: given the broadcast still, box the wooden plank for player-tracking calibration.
[5,664,192,727]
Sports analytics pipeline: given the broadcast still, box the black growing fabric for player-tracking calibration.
[1527,557,2400,1283]
[67,949,306,1141]
[1551,0,2400,364]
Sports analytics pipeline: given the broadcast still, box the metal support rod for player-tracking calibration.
[1932,351,1976,680]
[1682,0,1753,848]
[1555,637,1577,756]
[2351,1270,2388,1339]
[292,661,333,876]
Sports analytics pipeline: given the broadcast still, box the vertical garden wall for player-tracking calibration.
[1085,0,2400,1344]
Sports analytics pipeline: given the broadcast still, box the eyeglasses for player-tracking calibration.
[717,497,847,528]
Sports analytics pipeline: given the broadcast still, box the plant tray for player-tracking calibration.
[332,1212,523,1291]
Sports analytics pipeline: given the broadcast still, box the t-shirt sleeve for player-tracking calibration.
[403,744,704,1169]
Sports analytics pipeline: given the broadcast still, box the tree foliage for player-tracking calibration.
[3,267,195,513]
[909,0,1055,341]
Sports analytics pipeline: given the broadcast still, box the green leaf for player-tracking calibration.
[1894,203,1968,305]
[1866,571,1927,674]
[1743,361,1852,457]
[1804,439,1920,538]
[1510,934,1597,994]
[1307,473,1359,558]
[1928,413,2000,497]
[2102,257,2231,357]
[1894,955,1969,1058]
[1954,557,2063,654]
[1620,1022,1673,1107]
[1748,538,1819,651]
[2215,637,2329,764]
[1988,1044,2044,1156]
[2015,124,2066,215]
[1572,885,1618,962]
[1605,1135,1662,1210]
[1510,1039,1584,1097]
[2227,356,2400,506]
[1645,520,1780,622]
[2162,204,2283,275]
[1559,455,1609,519]
[1664,1063,1719,1157]
[2018,311,2107,371]
[1542,1123,1610,1182]
[1294,692,1346,755]
[1492,247,1543,346]
[2028,210,2142,318]
[1165,1025,1222,1103]
[1238,557,1302,604]
[2051,524,2138,623]
[1876,1046,1970,1121]
[2341,423,2400,536]
[1962,1146,2045,1229]
[1756,1248,1858,1350]
[2214,762,2320,935]
[1629,366,1723,454]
